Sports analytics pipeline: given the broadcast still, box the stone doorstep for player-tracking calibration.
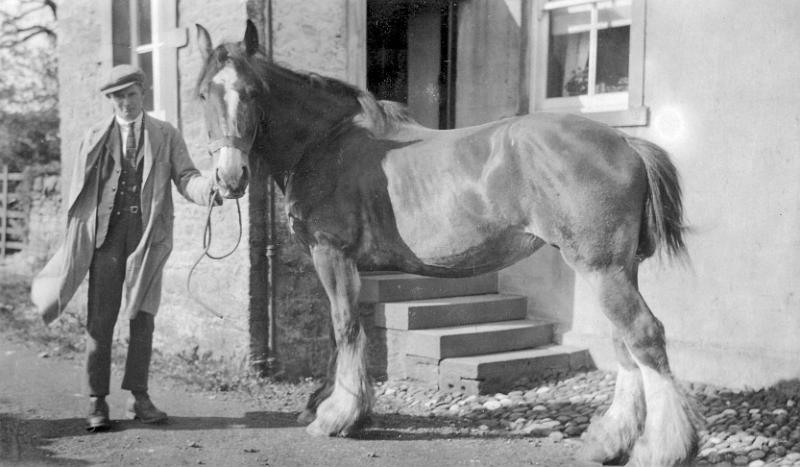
[358,272,498,304]
[442,346,594,394]
[403,345,593,394]
[405,318,556,360]
[373,294,527,330]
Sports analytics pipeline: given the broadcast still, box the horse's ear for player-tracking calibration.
[196,24,213,62]
[244,20,259,56]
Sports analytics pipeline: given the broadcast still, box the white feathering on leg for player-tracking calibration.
[628,365,703,467]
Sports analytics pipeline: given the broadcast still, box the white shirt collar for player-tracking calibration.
[115,112,144,128]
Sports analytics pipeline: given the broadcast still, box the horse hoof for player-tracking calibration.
[297,409,316,425]
[627,439,695,467]
[578,438,627,465]
[305,420,329,437]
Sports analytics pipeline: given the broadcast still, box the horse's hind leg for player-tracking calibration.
[582,265,701,466]
[298,325,337,424]
[581,328,645,464]
[305,242,373,437]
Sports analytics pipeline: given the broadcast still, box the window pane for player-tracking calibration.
[596,26,629,93]
[137,0,152,45]
[596,1,630,94]
[138,52,154,111]
[112,0,131,65]
[547,8,591,98]
[597,0,631,30]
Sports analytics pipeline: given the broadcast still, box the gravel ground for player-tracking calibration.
[371,371,800,467]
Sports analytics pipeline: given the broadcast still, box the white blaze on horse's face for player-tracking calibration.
[211,64,250,199]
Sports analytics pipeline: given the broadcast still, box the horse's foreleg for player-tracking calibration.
[305,243,373,437]
[298,324,337,424]
[581,328,645,464]
[587,267,701,466]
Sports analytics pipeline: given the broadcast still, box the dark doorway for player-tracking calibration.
[367,0,457,129]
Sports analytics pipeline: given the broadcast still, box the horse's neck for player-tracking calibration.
[261,77,359,173]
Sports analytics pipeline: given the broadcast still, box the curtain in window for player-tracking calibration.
[562,32,590,96]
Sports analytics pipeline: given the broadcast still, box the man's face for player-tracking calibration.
[107,84,144,120]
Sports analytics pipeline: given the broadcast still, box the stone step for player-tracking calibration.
[438,345,593,394]
[373,294,527,330]
[405,319,554,360]
[359,272,498,304]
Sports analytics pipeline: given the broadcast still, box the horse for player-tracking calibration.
[195,20,702,466]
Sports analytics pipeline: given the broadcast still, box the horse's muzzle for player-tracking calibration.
[215,166,249,199]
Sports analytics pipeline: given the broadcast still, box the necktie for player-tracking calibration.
[125,122,136,161]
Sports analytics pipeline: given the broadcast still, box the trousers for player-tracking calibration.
[86,207,152,396]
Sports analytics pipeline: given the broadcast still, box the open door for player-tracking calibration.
[366,0,456,129]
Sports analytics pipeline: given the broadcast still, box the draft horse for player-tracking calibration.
[196,21,702,466]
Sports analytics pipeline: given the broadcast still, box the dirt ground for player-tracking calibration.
[0,266,595,467]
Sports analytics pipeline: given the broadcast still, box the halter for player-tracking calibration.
[207,135,255,155]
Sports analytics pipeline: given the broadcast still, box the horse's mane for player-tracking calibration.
[212,43,418,137]
[280,66,419,136]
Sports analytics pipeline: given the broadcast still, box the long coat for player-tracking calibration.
[31,115,214,324]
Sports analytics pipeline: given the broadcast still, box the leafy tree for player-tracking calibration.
[0,0,59,171]
[0,0,56,47]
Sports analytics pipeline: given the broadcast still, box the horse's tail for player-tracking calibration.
[625,136,688,262]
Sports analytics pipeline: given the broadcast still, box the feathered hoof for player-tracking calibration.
[304,415,370,438]
[626,438,697,467]
[578,415,638,465]
[578,439,627,465]
[578,430,630,466]
[297,409,316,425]
[305,419,329,437]
[301,414,372,438]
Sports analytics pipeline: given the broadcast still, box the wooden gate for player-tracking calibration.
[0,165,25,258]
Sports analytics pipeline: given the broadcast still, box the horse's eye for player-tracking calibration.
[199,92,206,101]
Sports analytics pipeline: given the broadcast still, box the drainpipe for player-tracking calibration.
[264,0,279,376]
[246,0,279,376]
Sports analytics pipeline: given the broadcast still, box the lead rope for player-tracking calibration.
[186,187,243,322]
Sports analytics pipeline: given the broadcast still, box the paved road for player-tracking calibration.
[0,336,598,467]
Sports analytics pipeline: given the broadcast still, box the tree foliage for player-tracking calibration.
[0,0,56,47]
[0,0,59,171]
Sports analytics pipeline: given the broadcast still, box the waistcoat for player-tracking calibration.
[95,121,144,248]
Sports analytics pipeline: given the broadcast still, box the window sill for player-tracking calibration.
[580,106,649,127]
[537,105,649,127]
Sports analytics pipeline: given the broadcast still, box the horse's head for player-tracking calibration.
[195,21,265,199]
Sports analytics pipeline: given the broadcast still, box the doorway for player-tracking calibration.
[366,0,457,129]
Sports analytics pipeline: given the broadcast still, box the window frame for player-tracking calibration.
[101,0,187,126]
[529,0,648,127]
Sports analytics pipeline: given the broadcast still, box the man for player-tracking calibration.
[31,64,220,431]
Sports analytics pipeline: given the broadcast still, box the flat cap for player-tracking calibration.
[100,64,146,95]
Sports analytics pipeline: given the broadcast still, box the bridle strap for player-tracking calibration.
[207,135,253,155]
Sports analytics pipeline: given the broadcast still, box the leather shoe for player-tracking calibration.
[86,397,111,432]
[126,393,167,424]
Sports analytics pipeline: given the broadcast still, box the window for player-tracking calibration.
[530,0,647,126]
[104,0,186,125]
[112,0,154,111]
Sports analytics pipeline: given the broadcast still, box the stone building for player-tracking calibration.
[54,0,800,388]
